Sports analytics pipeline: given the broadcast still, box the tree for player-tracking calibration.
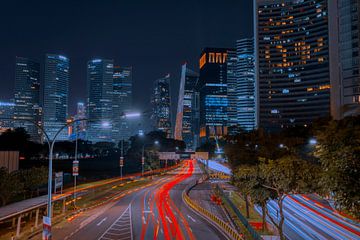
[234,165,272,230]
[0,168,23,206]
[18,167,48,198]
[315,116,360,218]
[260,155,321,240]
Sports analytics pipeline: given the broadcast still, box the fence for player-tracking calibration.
[215,185,262,240]
[183,175,243,240]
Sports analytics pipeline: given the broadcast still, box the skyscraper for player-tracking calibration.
[198,48,232,141]
[236,38,256,131]
[14,57,41,141]
[74,102,86,139]
[0,101,15,134]
[174,63,199,150]
[226,49,238,130]
[43,54,70,140]
[112,66,133,142]
[329,0,360,118]
[151,74,172,138]
[254,0,332,130]
[87,59,114,142]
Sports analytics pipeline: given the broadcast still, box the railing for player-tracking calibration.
[215,185,262,240]
[182,175,243,240]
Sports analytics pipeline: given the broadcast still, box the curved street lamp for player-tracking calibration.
[2,117,87,239]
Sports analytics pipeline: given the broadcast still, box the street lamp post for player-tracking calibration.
[73,124,79,209]
[120,139,124,180]
[141,144,145,176]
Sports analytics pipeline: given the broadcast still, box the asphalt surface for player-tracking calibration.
[50,160,228,240]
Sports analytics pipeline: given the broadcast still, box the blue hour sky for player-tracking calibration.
[0,0,252,114]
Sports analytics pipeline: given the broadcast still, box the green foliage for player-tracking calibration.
[315,116,360,218]
[0,167,23,206]
[17,167,48,198]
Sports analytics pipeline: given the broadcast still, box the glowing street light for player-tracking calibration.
[309,138,317,145]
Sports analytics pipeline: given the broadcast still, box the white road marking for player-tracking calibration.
[187,215,196,223]
[96,217,107,226]
[165,216,173,223]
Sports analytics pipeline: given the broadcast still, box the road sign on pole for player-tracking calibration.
[42,216,51,240]
[120,157,124,167]
[54,172,63,194]
[141,157,145,165]
[72,160,79,176]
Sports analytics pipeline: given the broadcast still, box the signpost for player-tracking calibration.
[54,172,63,194]
[119,157,124,180]
[72,160,79,208]
[42,216,51,240]
[141,157,145,176]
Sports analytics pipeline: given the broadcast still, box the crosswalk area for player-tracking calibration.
[98,204,132,240]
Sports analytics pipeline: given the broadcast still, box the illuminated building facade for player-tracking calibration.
[14,57,42,141]
[112,66,133,142]
[174,63,199,150]
[87,59,114,142]
[255,0,332,130]
[0,101,15,133]
[329,0,360,118]
[226,49,238,130]
[43,54,70,140]
[236,38,256,131]
[198,47,232,141]
[151,74,172,138]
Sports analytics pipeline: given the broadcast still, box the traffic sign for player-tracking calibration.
[120,157,124,167]
[141,157,145,165]
[72,160,79,176]
[42,216,51,240]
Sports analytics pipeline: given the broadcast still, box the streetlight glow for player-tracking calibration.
[125,112,141,118]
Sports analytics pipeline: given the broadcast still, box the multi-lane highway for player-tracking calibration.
[256,194,360,240]
[51,160,228,240]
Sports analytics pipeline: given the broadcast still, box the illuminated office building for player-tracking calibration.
[174,63,199,150]
[151,74,172,138]
[0,101,15,133]
[43,54,70,140]
[14,57,41,141]
[112,66,133,142]
[198,48,232,141]
[254,0,332,130]
[226,49,238,130]
[87,59,114,142]
[329,0,360,118]
[236,39,256,131]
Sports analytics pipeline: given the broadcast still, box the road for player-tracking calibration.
[51,160,228,240]
[256,194,360,240]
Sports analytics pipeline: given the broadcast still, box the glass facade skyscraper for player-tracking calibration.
[174,63,199,150]
[0,101,15,133]
[112,66,133,142]
[336,0,360,117]
[151,74,172,138]
[198,48,231,141]
[87,59,114,142]
[14,57,41,141]
[255,0,331,130]
[236,39,256,131]
[226,49,238,130]
[43,54,70,140]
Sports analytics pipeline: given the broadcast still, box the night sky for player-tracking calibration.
[0,0,252,115]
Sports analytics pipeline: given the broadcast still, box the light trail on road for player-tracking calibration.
[257,194,360,240]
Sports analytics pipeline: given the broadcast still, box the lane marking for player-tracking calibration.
[187,215,196,223]
[166,215,173,223]
[96,217,108,226]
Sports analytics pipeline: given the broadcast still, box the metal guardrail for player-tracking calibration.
[215,185,262,240]
[182,175,243,240]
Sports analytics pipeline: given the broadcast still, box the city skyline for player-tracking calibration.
[0,0,252,114]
